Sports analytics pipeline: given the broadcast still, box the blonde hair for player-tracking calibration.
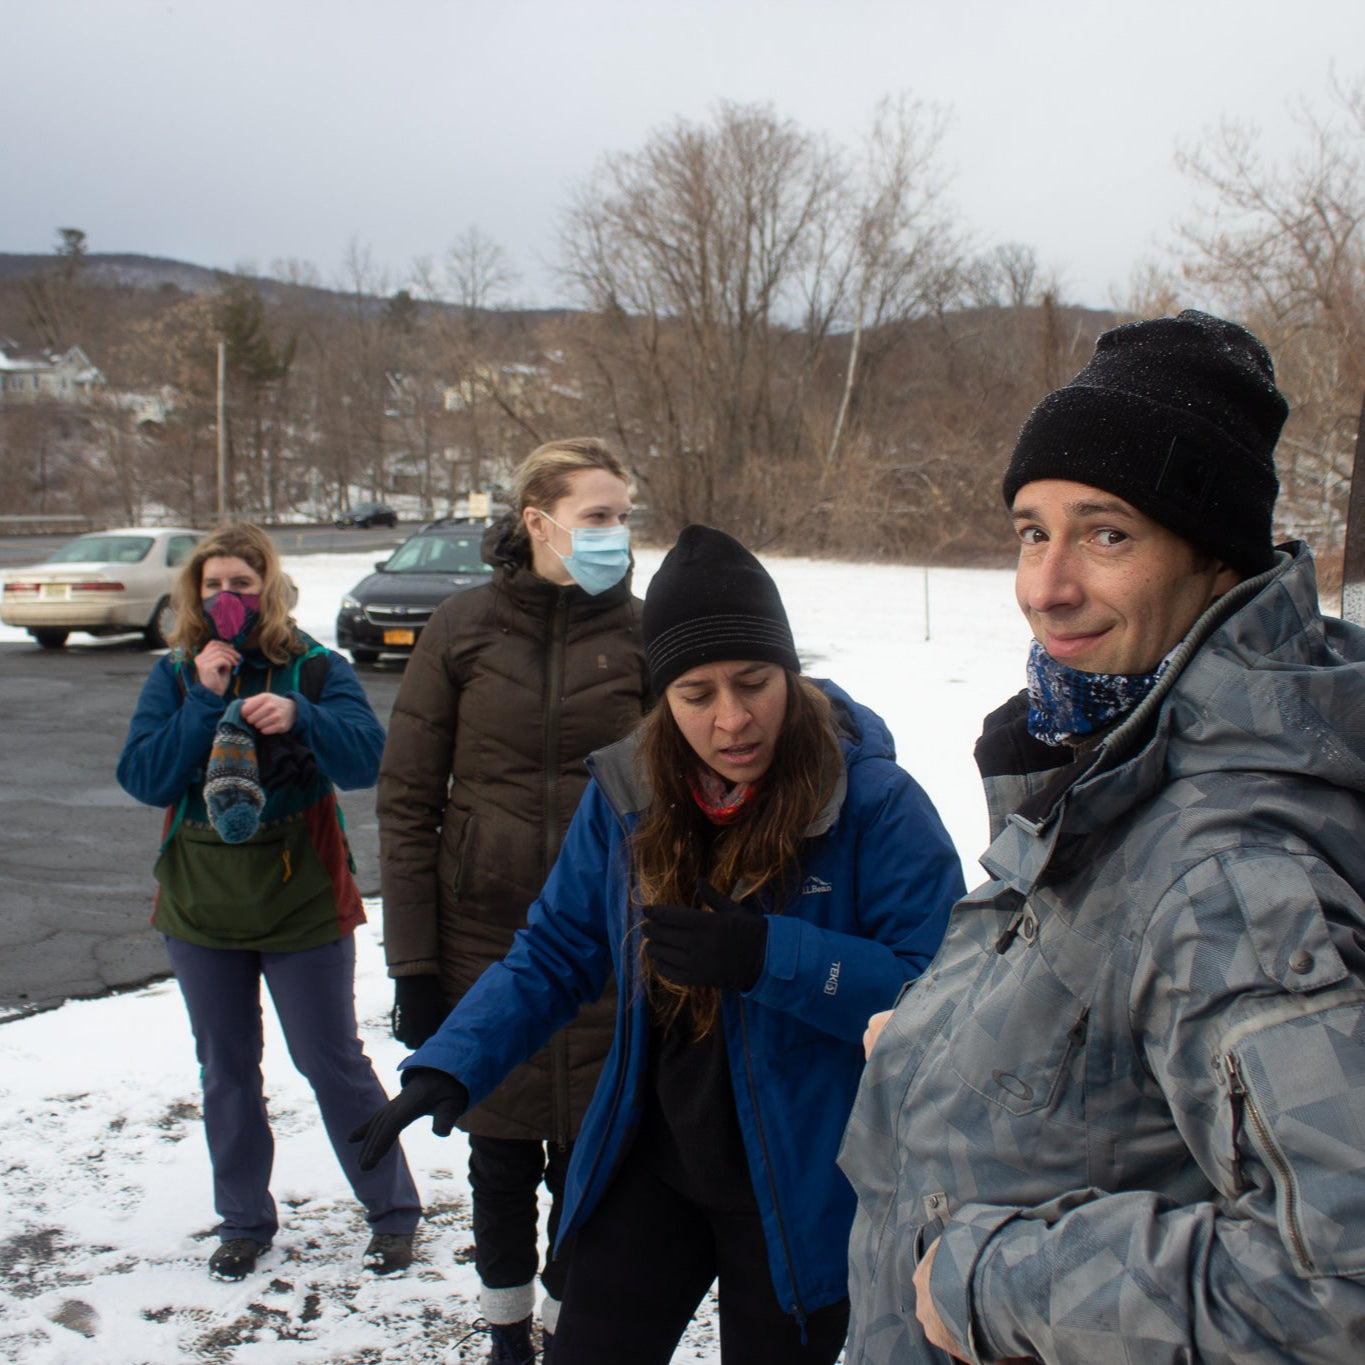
[168,523,301,665]
[508,437,629,544]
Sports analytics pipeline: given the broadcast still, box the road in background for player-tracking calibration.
[0,524,410,1021]
[0,522,406,568]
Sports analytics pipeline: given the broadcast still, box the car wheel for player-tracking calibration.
[144,596,175,649]
[351,648,380,665]
[33,629,69,650]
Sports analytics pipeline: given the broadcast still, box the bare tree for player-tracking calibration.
[962,242,1048,311]
[1112,259,1184,319]
[558,99,962,542]
[823,97,964,474]
[1175,74,1365,556]
[434,227,524,504]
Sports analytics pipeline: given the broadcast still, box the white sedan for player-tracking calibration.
[1,527,202,649]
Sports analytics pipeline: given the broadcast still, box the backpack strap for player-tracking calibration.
[282,641,330,702]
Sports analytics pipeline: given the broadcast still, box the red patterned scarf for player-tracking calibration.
[687,770,763,825]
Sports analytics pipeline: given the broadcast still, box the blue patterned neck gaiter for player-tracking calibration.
[1025,640,1167,747]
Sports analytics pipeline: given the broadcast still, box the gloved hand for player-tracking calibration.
[391,974,448,1048]
[349,1067,469,1171]
[641,880,768,991]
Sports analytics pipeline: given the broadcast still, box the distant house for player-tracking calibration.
[0,335,105,407]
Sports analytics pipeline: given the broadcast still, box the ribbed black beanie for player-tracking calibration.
[1003,310,1287,575]
[643,525,800,691]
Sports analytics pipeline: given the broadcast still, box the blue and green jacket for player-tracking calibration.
[116,633,384,952]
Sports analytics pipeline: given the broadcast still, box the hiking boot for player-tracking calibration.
[207,1238,270,1282]
[362,1231,417,1275]
[486,1315,536,1365]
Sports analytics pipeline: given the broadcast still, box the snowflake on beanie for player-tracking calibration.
[1025,640,1168,747]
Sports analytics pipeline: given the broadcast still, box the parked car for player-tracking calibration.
[1,527,203,649]
[334,500,398,529]
[336,518,493,663]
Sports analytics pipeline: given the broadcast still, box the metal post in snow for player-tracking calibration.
[1341,385,1365,627]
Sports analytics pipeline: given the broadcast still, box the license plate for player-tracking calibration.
[42,584,68,600]
[382,628,415,646]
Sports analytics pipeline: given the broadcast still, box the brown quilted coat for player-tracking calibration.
[377,522,650,1141]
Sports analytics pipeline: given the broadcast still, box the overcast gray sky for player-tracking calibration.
[3,0,1362,309]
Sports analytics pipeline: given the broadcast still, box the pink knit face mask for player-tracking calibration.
[202,591,262,646]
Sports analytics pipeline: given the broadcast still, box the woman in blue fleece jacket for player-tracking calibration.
[354,526,962,1364]
[118,523,420,1285]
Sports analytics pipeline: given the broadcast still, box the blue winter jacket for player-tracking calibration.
[408,679,964,1320]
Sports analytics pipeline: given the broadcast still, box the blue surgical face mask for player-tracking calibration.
[537,511,631,595]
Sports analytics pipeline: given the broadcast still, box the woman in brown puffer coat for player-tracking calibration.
[377,437,649,1362]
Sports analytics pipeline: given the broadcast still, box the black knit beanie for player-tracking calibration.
[1002,310,1287,575]
[643,525,800,691]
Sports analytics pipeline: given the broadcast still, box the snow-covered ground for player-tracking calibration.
[0,547,1033,1364]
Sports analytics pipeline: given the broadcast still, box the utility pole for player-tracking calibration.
[216,340,227,520]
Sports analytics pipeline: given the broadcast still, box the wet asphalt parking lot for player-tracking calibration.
[0,527,406,1022]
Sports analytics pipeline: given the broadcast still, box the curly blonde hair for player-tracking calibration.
[167,523,301,665]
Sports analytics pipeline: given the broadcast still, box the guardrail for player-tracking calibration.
[0,514,95,536]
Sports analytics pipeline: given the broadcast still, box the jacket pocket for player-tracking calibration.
[945,906,1093,1117]
[155,818,331,942]
[439,807,476,901]
[1218,991,1365,1277]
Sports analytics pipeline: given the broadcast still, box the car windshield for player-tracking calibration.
[46,535,154,565]
[384,532,490,575]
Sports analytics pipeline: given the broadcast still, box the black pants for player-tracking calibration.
[469,1134,572,1302]
[552,1148,849,1364]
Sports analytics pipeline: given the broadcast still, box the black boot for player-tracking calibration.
[486,1315,536,1365]
[207,1238,270,1282]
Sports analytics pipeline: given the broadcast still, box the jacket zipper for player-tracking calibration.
[1221,1050,1313,1271]
[560,889,637,1245]
[737,999,808,1327]
[545,592,571,1148]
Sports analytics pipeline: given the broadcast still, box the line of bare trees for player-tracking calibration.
[2,80,1361,571]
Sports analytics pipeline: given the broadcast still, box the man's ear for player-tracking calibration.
[1211,561,1242,599]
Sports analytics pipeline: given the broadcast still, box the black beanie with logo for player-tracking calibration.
[1002,309,1288,575]
[643,525,800,691]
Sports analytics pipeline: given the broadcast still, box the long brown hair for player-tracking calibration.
[167,523,301,665]
[631,673,842,1037]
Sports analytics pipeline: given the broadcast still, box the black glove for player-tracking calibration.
[391,974,448,1049]
[349,1068,469,1171]
[255,730,319,790]
[641,880,768,991]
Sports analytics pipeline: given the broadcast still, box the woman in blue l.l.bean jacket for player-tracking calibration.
[355,526,963,1364]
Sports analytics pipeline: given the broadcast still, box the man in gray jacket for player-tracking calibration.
[840,310,1365,1363]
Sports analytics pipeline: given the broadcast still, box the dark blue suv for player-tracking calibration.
[336,519,492,663]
